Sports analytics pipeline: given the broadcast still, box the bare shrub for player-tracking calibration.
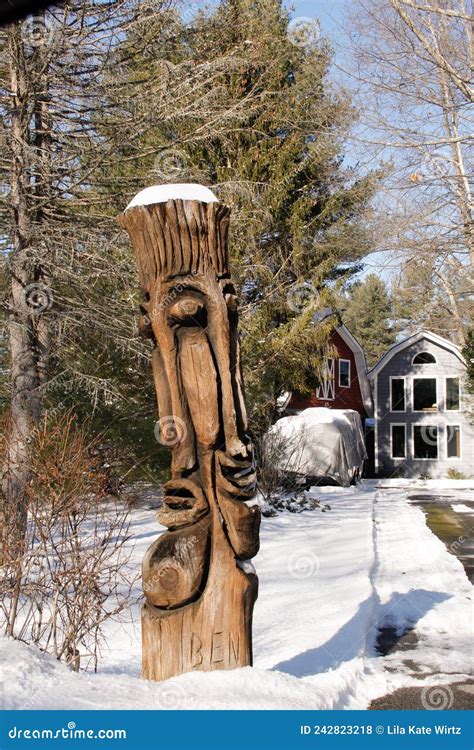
[257,427,295,503]
[257,425,326,515]
[0,412,136,671]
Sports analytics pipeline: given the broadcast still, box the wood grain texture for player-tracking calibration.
[118,196,260,681]
[142,489,258,680]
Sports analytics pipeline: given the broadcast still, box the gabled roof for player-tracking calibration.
[367,330,465,379]
[335,324,373,415]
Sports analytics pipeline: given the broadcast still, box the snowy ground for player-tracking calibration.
[1,480,472,710]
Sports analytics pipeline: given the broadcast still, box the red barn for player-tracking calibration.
[286,325,373,420]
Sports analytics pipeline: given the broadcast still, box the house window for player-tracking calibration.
[446,377,460,411]
[391,424,406,459]
[339,359,350,388]
[316,358,335,400]
[447,425,461,458]
[390,378,405,412]
[413,378,437,411]
[413,351,436,364]
[413,425,438,459]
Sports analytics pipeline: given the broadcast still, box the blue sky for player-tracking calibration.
[286,0,345,38]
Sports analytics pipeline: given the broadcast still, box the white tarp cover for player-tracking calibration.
[266,408,367,487]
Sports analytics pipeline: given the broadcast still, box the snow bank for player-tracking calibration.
[376,478,474,489]
[0,637,355,711]
[2,482,471,711]
[265,408,367,487]
[0,486,376,711]
[365,487,473,686]
[126,184,218,210]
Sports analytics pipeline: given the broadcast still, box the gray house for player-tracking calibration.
[368,331,472,478]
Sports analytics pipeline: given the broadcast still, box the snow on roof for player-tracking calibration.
[126,184,219,210]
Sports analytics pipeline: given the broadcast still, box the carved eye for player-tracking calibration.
[168,297,205,325]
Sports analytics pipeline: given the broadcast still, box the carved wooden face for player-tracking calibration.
[142,270,257,505]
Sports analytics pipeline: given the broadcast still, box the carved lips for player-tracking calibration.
[158,478,209,530]
[214,450,261,560]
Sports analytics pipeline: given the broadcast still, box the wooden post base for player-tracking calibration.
[141,516,258,681]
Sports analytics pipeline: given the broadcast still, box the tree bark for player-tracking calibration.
[1,22,50,563]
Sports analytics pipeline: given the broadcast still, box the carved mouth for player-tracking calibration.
[214,448,260,559]
[159,478,209,529]
[165,484,195,508]
[216,451,257,497]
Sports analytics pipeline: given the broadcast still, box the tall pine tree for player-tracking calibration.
[108,0,378,425]
[343,274,396,368]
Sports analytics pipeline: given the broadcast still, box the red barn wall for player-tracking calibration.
[287,330,368,418]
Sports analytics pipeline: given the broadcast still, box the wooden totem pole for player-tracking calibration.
[118,185,261,681]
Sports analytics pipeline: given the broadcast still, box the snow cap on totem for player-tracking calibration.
[126,184,218,210]
[118,184,230,283]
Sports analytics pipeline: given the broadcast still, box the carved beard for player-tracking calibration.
[140,273,260,610]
